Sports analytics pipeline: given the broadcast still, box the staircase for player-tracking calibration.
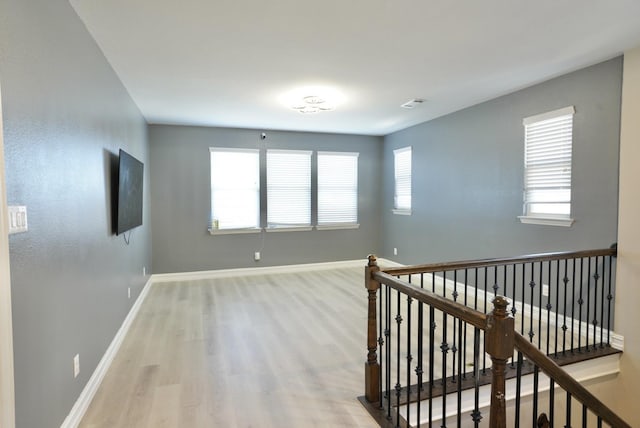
[359,248,629,427]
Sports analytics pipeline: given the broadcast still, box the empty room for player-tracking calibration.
[2,1,640,427]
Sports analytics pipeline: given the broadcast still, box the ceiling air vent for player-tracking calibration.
[401,98,426,109]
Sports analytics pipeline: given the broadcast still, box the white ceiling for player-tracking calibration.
[69,0,640,136]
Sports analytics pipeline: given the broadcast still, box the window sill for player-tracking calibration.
[208,227,262,235]
[518,216,575,227]
[265,226,313,233]
[392,209,412,216]
[316,223,360,231]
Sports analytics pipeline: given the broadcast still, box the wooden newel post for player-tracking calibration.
[365,254,381,403]
[485,296,514,428]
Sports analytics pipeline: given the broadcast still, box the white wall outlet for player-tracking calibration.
[393,247,398,256]
[73,354,80,378]
[8,205,28,234]
[542,283,549,297]
[254,252,261,261]
[143,266,146,276]
[128,287,131,299]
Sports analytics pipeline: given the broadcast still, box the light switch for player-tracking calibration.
[8,206,28,234]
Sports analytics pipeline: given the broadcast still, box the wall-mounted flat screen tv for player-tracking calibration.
[116,149,144,235]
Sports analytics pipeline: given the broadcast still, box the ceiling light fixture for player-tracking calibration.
[291,95,335,114]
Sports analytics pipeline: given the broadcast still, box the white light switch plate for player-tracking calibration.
[8,206,28,234]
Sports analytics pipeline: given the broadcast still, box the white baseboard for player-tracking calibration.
[151,258,388,283]
[60,276,153,428]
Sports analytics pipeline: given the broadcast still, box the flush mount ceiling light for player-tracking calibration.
[401,98,426,109]
[292,95,335,114]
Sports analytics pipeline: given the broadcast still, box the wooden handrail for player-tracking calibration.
[382,247,617,276]
[373,271,487,329]
[514,332,631,428]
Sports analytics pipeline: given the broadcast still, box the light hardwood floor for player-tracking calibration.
[80,267,379,427]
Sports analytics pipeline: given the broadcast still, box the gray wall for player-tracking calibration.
[149,125,382,273]
[0,1,151,427]
[382,58,622,265]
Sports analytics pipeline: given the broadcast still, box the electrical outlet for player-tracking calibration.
[128,287,131,299]
[542,283,549,297]
[73,354,80,378]
[143,266,146,276]
[393,247,398,256]
[254,252,261,261]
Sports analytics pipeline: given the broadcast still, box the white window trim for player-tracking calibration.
[265,226,314,233]
[392,209,412,216]
[316,223,360,230]
[208,227,262,235]
[519,106,575,227]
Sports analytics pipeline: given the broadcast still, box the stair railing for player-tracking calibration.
[363,249,627,427]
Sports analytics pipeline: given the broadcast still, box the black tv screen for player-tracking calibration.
[116,149,144,235]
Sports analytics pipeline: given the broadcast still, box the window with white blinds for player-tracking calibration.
[210,148,260,230]
[318,152,359,226]
[267,150,312,228]
[521,106,575,225]
[393,146,412,214]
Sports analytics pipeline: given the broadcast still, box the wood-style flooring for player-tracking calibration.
[80,267,378,427]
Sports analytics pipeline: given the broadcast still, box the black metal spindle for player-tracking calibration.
[395,290,402,427]
[456,318,463,427]
[417,275,424,426]
[483,267,488,374]
[600,257,606,348]
[533,365,539,428]
[545,260,552,356]
[521,263,526,337]
[578,258,585,352]
[515,351,523,428]
[471,328,482,427]
[606,255,613,345]
[441,306,448,424]
[586,257,591,352]
[566,391,572,428]
[511,263,518,368]
[452,271,458,383]
[555,259,560,356]
[549,378,555,427]
[530,263,536,344]
[593,256,600,350]
[571,258,577,353]
[598,415,603,428]
[379,279,384,409]
[582,403,587,428]
[538,262,543,349]
[562,259,569,356]
[429,303,435,428]
[406,295,412,426]
[463,269,468,380]
[386,284,391,419]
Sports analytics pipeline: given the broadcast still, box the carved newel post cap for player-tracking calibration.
[492,296,509,317]
[367,254,378,266]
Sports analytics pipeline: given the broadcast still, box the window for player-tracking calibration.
[393,146,412,214]
[520,106,575,227]
[210,148,260,231]
[317,152,359,228]
[267,150,312,229]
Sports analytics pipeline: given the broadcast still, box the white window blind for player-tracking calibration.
[210,148,260,230]
[267,150,311,227]
[394,146,412,213]
[523,106,574,219]
[318,152,359,225]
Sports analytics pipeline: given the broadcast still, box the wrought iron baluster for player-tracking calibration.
[406,295,412,426]
[515,351,523,428]
[571,258,577,353]
[511,263,518,368]
[546,260,552,356]
[471,328,482,427]
[533,365,539,428]
[555,259,560,356]
[538,262,543,349]
[429,302,435,428]
[549,378,555,427]
[578,258,584,352]
[378,280,384,409]
[586,257,592,352]
[582,403,587,428]
[530,263,536,344]
[607,255,613,346]
[417,274,424,426]
[593,256,600,350]
[386,284,391,420]
[452,270,458,383]
[463,269,468,379]
[483,267,488,374]
[566,391,572,428]
[562,259,569,356]
[395,290,402,427]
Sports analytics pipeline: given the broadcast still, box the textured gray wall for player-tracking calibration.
[0,1,151,427]
[382,58,622,265]
[149,125,382,273]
